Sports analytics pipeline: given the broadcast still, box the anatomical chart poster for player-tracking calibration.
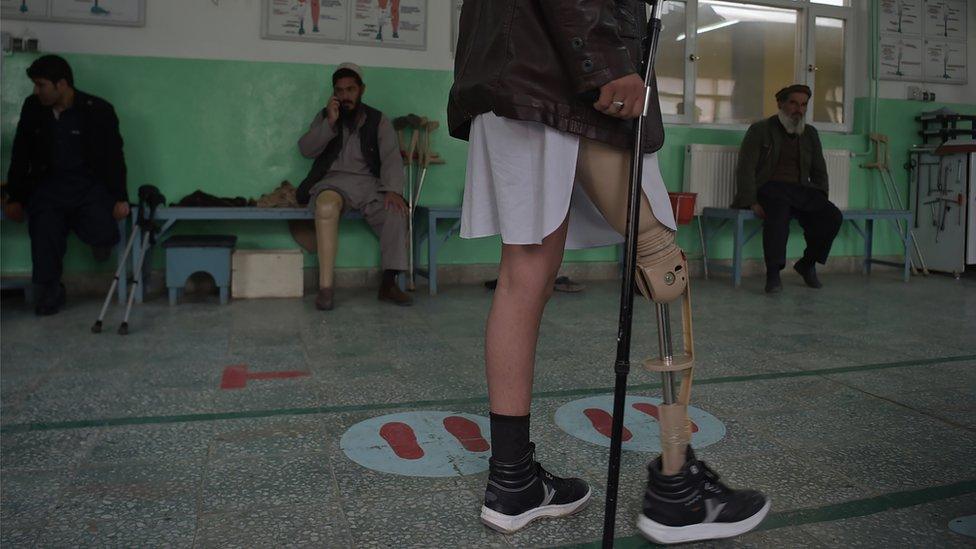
[349,0,427,50]
[263,0,349,44]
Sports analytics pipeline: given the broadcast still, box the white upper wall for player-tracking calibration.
[2,0,974,103]
[0,0,456,71]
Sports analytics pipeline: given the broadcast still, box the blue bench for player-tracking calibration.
[121,207,365,303]
[413,206,462,296]
[701,207,913,287]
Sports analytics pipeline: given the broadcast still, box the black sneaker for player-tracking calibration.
[480,443,591,534]
[638,447,770,544]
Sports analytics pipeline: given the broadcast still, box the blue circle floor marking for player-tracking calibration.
[341,411,491,477]
[949,515,976,539]
[555,395,726,452]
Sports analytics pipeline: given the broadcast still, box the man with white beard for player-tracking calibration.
[733,84,842,293]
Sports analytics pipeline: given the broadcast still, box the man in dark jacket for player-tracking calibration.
[4,55,130,315]
[450,1,767,543]
[296,62,411,311]
[733,84,843,293]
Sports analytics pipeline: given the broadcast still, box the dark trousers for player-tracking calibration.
[757,181,842,271]
[27,179,120,285]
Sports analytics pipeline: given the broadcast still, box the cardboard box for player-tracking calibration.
[232,249,303,298]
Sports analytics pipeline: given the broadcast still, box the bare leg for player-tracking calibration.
[391,0,400,34]
[485,216,569,415]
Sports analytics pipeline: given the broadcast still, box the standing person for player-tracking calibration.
[4,55,129,316]
[296,62,411,310]
[449,1,769,543]
[733,84,843,293]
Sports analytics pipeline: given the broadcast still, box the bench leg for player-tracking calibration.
[864,219,874,276]
[902,225,911,282]
[428,214,439,296]
[168,287,178,306]
[132,227,144,304]
[698,215,709,280]
[733,216,744,288]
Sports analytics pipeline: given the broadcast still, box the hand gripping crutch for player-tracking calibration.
[602,2,670,546]
[91,185,165,335]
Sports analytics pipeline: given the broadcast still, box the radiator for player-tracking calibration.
[682,144,852,214]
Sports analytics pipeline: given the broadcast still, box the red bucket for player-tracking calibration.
[668,192,698,225]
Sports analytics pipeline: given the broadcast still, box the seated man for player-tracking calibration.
[4,55,130,315]
[296,62,411,310]
[733,84,843,293]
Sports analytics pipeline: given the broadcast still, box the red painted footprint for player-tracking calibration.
[379,422,424,460]
[443,416,490,452]
[632,403,699,433]
[584,408,632,441]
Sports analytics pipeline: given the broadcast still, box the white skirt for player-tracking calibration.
[460,112,676,250]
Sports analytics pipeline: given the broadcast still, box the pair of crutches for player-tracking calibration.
[863,134,929,275]
[91,185,165,335]
[602,2,674,546]
[394,114,439,290]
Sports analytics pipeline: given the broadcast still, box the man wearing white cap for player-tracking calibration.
[297,62,411,310]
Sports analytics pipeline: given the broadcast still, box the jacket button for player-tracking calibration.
[571,37,584,50]
[582,59,594,72]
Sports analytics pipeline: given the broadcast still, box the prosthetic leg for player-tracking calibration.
[314,190,343,310]
[598,2,767,545]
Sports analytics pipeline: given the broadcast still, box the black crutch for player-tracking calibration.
[91,185,165,335]
[602,2,665,546]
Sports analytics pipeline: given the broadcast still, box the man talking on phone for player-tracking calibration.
[296,62,411,310]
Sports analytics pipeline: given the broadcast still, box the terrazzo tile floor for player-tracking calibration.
[1,270,974,547]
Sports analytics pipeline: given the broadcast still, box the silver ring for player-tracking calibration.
[610,100,625,111]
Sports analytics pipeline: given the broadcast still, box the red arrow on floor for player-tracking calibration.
[220,364,310,390]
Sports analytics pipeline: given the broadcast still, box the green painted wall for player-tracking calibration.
[2,52,974,276]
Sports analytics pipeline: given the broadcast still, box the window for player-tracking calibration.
[656,0,854,131]
[810,16,847,125]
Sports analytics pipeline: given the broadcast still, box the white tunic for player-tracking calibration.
[461,112,675,250]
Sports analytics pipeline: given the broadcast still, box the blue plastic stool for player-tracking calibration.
[162,235,237,305]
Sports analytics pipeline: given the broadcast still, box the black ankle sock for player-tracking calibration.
[489,412,530,463]
[382,269,397,286]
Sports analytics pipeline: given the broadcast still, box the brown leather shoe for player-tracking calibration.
[378,280,413,306]
[315,287,334,311]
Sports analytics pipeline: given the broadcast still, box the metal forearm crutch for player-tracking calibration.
[405,122,421,290]
[602,2,665,546]
[91,185,165,335]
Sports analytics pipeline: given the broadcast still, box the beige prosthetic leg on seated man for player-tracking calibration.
[576,137,769,545]
[314,190,343,311]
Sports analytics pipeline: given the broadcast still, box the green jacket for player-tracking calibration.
[732,116,829,208]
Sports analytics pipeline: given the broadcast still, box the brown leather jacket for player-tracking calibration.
[448,0,664,152]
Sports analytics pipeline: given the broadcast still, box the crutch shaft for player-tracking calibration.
[121,231,154,326]
[95,226,140,325]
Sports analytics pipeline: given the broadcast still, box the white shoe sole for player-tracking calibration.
[480,488,592,534]
[637,499,771,545]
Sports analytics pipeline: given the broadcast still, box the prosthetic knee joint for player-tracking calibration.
[635,226,695,468]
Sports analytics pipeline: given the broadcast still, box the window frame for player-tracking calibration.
[659,0,855,133]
